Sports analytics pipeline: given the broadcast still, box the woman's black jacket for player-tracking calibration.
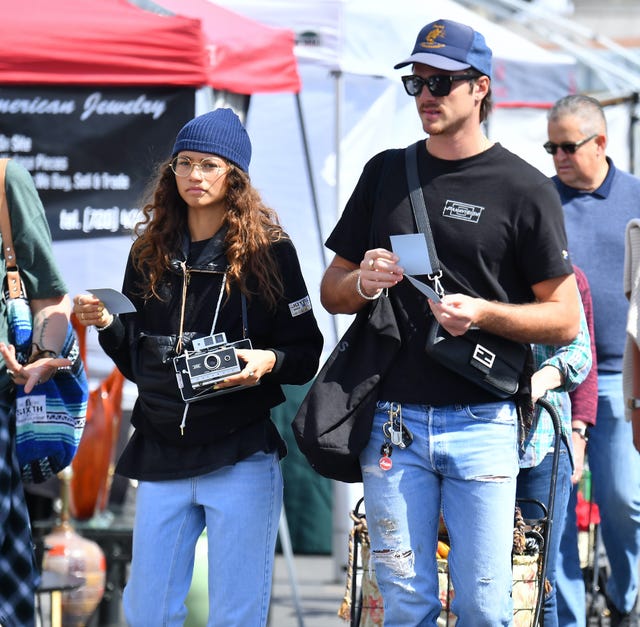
[97,233,323,448]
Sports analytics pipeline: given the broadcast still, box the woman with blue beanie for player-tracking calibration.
[72,108,323,626]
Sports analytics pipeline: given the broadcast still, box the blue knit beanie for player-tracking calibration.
[171,108,252,172]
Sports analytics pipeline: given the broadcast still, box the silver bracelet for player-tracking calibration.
[356,273,382,301]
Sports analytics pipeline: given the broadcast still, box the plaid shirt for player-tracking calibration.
[519,303,592,469]
[0,402,38,627]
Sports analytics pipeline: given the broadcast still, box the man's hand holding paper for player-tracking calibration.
[390,234,442,303]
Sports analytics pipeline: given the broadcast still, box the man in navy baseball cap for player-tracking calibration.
[320,12,580,627]
[394,18,492,78]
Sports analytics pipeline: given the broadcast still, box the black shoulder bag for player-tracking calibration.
[292,153,401,483]
[291,294,400,483]
[404,143,529,399]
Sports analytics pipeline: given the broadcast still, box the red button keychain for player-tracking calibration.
[379,442,393,471]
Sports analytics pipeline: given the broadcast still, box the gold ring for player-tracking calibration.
[80,312,85,320]
[368,258,375,269]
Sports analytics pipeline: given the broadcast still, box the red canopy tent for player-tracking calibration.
[0,0,300,93]
[0,0,209,86]
[155,0,301,93]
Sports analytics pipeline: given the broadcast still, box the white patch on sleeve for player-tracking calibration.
[289,295,312,317]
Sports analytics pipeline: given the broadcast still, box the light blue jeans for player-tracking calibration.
[556,483,586,627]
[123,451,283,627]
[361,401,519,626]
[587,373,640,613]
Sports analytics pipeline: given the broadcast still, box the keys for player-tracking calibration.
[378,403,413,471]
[379,402,413,472]
[382,402,413,449]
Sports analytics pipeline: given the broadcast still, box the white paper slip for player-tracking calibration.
[389,233,433,276]
[405,275,442,303]
[87,288,136,314]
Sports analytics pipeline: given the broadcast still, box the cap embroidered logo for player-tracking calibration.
[423,24,446,49]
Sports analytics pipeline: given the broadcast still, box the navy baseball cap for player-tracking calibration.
[394,19,492,78]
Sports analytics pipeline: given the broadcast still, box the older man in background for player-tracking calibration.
[547,94,640,627]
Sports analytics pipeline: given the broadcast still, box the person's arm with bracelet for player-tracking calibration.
[72,293,136,382]
[0,294,73,393]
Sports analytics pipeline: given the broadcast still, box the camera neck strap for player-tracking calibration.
[175,267,248,355]
[207,272,249,339]
[209,271,227,337]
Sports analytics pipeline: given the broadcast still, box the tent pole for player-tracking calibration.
[294,92,326,269]
[294,92,339,345]
[333,70,342,223]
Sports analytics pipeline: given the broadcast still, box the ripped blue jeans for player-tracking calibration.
[360,401,519,626]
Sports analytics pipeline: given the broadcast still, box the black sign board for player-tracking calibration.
[0,86,195,240]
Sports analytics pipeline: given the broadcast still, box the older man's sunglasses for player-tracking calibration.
[401,73,479,98]
[543,134,598,155]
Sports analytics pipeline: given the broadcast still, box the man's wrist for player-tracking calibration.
[572,425,589,441]
[356,273,382,301]
[95,314,116,332]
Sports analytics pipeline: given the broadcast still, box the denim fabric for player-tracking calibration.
[516,440,572,627]
[123,451,283,627]
[360,401,519,626]
[556,484,587,627]
[588,373,640,614]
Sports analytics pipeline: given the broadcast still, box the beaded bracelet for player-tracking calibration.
[356,273,382,301]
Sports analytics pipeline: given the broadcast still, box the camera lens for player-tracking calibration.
[203,354,221,371]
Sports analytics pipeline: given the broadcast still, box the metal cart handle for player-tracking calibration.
[531,396,563,627]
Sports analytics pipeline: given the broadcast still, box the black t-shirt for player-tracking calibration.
[326,141,573,406]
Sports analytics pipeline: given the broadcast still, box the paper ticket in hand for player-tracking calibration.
[389,234,441,303]
[389,233,433,275]
[87,288,136,314]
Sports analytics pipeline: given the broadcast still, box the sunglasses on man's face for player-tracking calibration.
[543,134,598,155]
[401,73,479,98]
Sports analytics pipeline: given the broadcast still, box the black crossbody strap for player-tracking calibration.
[405,143,443,282]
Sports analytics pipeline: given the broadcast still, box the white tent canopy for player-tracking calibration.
[210,0,579,347]
[211,0,576,100]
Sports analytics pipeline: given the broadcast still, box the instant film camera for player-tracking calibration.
[173,332,253,401]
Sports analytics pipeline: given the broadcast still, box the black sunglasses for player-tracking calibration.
[401,73,479,97]
[543,134,598,155]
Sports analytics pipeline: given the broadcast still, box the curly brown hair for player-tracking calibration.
[131,159,286,310]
